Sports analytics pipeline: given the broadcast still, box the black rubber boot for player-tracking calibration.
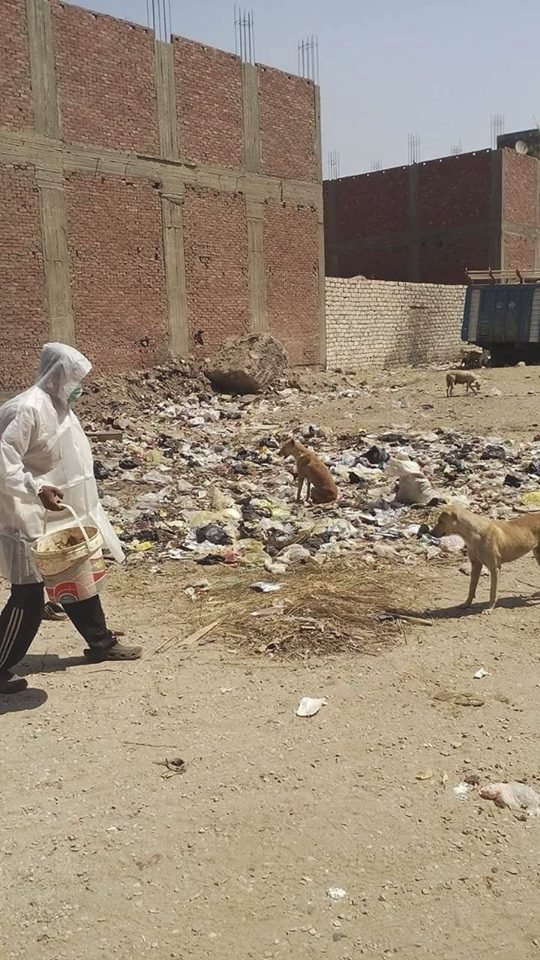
[0,670,29,695]
[83,640,142,663]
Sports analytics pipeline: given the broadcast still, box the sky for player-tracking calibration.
[66,0,540,177]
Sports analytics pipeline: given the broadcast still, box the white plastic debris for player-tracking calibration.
[251,581,283,593]
[279,544,311,565]
[388,456,435,505]
[327,887,347,901]
[439,534,465,554]
[473,667,489,680]
[264,558,288,575]
[480,782,540,817]
[296,697,327,718]
[452,782,473,801]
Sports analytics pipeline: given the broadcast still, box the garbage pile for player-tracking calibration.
[81,368,540,572]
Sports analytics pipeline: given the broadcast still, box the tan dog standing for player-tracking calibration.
[446,372,481,397]
[432,504,540,613]
[279,438,338,504]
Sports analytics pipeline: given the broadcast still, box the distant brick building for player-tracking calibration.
[324,145,540,285]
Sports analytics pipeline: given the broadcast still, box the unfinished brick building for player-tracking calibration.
[324,146,540,285]
[0,0,324,388]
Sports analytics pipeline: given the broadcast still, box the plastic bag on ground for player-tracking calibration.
[480,781,540,817]
[388,456,436,505]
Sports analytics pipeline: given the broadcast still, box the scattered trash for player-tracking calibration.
[327,887,347,901]
[504,474,522,488]
[76,361,540,606]
[250,581,283,593]
[473,667,489,680]
[521,491,540,508]
[157,757,187,779]
[480,781,540,817]
[380,611,433,626]
[452,782,473,801]
[251,602,285,618]
[296,697,327,718]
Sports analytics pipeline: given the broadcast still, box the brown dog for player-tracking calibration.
[446,372,481,397]
[279,438,338,504]
[432,504,540,613]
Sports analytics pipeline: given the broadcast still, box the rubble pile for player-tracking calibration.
[81,371,540,572]
[204,333,289,395]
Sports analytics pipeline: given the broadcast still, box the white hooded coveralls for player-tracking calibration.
[0,343,124,585]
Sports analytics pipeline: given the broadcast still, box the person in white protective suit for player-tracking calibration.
[0,343,142,694]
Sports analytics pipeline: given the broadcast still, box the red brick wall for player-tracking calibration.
[53,2,158,153]
[0,165,47,389]
[264,202,320,364]
[417,152,492,228]
[183,187,249,352]
[0,0,32,131]
[327,168,409,238]
[64,172,168,372]
[419,233,491,284]
[503,151,537,225]
[339,245,410,282]
[325,151,497,283]
[174,38,243,169]
[258,67,317,181]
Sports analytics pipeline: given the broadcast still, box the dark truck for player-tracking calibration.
[462,269,540,365]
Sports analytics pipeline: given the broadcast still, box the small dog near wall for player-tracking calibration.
[431,504,540,613]
[446,372,481,397]
[279,438,338,505]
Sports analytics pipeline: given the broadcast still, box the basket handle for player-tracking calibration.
[43,503,93,552]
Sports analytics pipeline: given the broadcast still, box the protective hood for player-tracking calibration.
[36,343,92,406]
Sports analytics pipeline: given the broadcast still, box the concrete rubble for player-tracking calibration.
[203,333,289,395]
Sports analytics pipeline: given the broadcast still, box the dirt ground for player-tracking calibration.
[2,364,540,960]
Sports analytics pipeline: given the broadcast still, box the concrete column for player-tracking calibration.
[26,0,60,139]
[161,190,190,357]
[246,199,267,333]
[242,64,261,173]
[407,164,420,281]
[154,40,179,160]
[490,149,503,269]
[313,86,323,182]
[313,85,326,366]
[27,0,74,343]
[36,166,75,345]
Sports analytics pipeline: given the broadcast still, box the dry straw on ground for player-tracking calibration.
[191,559,413,658]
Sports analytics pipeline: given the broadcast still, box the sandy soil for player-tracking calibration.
[2,364,540,960]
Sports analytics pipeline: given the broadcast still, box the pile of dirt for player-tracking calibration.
[78,358,210,424]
